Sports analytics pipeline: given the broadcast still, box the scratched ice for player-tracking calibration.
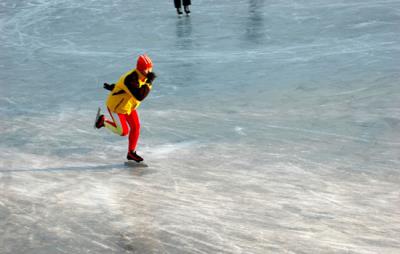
[1,0,399,253]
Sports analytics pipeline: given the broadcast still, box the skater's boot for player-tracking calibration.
[176,8,183,15]
[127,151,144,162]
[184,5,191,14]
[95,114,105,129]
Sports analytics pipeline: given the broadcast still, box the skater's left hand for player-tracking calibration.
[104,83,115,91]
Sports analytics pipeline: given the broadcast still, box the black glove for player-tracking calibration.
[103,83,115,91]
[146,72,157,84]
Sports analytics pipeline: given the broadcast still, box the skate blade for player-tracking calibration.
[94,107,101,129]
[124,161,148,168]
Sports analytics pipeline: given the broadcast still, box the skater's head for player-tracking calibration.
[136,54,153,75]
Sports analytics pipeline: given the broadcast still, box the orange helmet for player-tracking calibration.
[136,54,153,74]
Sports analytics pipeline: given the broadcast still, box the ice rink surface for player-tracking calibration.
[1,0,400,253]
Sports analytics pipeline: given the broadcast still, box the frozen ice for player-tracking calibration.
[1,0,400,253]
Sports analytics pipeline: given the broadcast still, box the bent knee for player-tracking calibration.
[117,126,129,136]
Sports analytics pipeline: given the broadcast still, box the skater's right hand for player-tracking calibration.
[146,72,157,84]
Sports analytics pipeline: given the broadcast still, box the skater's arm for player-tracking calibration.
[131,85,151,101]
[124,71,140,89]
[124,72,152,101]
[134,72,156,101]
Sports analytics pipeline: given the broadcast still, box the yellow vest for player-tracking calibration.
[106,69,149,114]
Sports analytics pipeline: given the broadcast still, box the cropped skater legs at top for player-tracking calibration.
[174,0,191,15]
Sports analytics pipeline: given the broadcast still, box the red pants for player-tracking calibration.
[104,108,140,152]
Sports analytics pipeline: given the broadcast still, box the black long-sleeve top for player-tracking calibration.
[105,71,151,101]
[124,71,151,101]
